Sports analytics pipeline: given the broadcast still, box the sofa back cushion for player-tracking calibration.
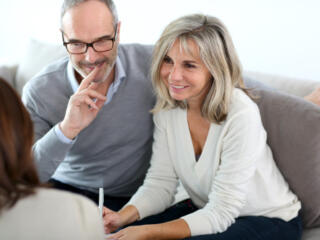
[0,65,18,87]
[245,78,320,228]
[244,71,320,97]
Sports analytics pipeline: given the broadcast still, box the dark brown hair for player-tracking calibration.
[0,77,40,211]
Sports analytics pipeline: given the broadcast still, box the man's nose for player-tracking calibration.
[85,46,100,63]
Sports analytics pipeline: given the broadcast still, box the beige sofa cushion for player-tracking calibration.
[245,71,320,97]
[246,78,320,228]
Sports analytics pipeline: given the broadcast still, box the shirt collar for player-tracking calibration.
[67,56,126,94]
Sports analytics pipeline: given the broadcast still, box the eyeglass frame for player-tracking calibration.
[61,25,118,54]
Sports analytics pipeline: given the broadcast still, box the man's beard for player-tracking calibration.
[74,52,117,83]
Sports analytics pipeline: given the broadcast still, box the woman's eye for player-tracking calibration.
[163,56,172,64]
[185,63,196,68]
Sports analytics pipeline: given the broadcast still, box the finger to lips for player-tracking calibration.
[78,67,100,91]
[89,82,98,90]
[81,88,106,101]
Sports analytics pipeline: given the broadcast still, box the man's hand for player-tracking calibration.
[60,67,107,139]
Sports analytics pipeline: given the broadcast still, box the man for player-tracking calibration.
[22,0,155,211]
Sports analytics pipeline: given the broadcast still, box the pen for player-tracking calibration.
[99,187,104,218]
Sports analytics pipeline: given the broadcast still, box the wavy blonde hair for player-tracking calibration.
[151,14,247,123]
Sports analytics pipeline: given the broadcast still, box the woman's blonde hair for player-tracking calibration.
[151,14,247,123]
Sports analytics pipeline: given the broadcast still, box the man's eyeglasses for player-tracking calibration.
[61,26,118,54]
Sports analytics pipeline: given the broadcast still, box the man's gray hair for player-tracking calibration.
[61,0,118,27]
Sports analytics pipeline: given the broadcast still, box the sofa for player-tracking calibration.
[0,39,320,240]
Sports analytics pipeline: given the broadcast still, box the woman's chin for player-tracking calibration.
[170,95,186,102]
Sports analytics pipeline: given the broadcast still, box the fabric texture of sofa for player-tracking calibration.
[0,38,319,240]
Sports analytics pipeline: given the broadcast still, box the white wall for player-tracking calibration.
[0,0,319,81]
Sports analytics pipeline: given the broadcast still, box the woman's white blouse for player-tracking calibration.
[127,88,301,236]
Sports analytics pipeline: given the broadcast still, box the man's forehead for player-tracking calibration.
[62,1,114,29]
[61,1,115,41]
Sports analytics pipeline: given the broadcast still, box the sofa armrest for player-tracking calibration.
[0,64,18,88]
[244,71,320,97]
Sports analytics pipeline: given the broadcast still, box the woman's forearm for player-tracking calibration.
[118,205,141,226]
[147,219,191,240]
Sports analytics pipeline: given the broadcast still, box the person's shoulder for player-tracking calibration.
[153,107,181,127]
[20,188,104,239]
[32,56,68,80]
[119,43,153,56]
[25,57,68,88]
[118,44,153,69]
[227,88,260,120]
[231,88,258,111]
[23,57,69,97]
[36,188,98,210]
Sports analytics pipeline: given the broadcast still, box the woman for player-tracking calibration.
[0,77,105,240]
[103,14,302,240]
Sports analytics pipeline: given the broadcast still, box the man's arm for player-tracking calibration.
[32,127,75,182]
[22,67,106,182]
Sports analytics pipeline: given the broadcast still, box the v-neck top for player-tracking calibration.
[127,88,301,236]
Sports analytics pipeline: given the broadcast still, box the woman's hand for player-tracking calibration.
[106,226,150,240]
[103,207,123,234]
[105,217,190,240]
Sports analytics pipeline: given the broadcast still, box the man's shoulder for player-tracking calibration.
[23,57,69,94]
[33,56,69,81]
[118,43,153,70]
[119,43,153,56]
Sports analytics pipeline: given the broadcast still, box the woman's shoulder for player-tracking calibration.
[7,187,99,216]
[0,188,104,239]
[153,107,183,126]
[229,88,260,115]
[25,188,101,226]
[35,187,97,208]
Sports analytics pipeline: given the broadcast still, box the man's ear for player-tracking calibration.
[116,21,121,43]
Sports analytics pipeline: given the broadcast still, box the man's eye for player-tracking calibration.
[94,39,111,46]
[70,42,85,48]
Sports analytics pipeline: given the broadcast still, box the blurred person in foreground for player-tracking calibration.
[0,77,105,240]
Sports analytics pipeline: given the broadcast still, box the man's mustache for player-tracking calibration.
[79,58,111,68]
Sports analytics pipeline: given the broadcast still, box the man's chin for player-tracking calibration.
[76,61,115,83]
